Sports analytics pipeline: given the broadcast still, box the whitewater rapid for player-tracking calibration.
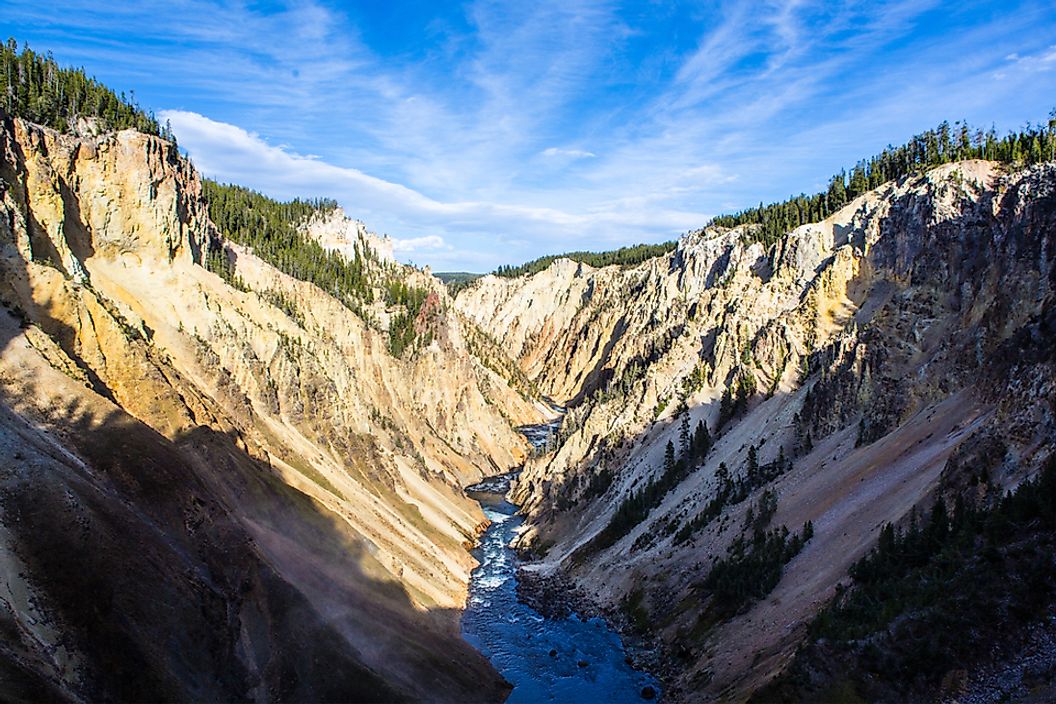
[461,459,660,702]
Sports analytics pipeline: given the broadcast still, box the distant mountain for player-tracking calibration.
[435,271,484,284]
[491,241,677,279]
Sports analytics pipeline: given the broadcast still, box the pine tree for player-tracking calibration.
[878,522,896,560]
[848,163,868,197]
[1048,110,1056,161]
[679,412,691,457]
[693,420,711,458]
[827,172,847,210]
[718,387,734,429]
[1029,135,1043,164]
[716,462,730,491]
[928,499,950,547]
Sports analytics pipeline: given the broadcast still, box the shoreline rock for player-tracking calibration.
[515,567,671,694]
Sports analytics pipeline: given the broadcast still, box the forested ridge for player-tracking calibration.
[712,114,1056,248]
[491,113,1056,279]
[435,271,482,297]
[202,180,431,357]
[202,180,363,297]
[493,242,676,278]
[0,38,450,360]
[755,457,1056,702]
[0,39,174,140]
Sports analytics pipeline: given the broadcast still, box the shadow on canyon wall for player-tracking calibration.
[0,233,510,703]
[517,170,1056,700]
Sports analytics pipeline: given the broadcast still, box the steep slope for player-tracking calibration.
[457,159,1056,701]
[0,113,541,702]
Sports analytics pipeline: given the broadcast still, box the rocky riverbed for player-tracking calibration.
[461,475,660,702]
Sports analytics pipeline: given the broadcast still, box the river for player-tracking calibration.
[461,420,661,702]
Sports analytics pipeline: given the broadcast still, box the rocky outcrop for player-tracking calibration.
[305,207,396,263]
[457,159,1056,701]
[0,114,540,702]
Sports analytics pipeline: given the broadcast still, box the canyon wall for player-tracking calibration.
[457,160,1056,701]
[3,105,1052,703]
[0,115,539,702]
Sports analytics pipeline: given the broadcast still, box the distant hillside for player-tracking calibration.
[434,271,482,284]
[493,241,677,278]
[710,116,1056,248]
[435,271,483,297]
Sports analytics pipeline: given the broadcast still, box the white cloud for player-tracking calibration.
[162,109,707,268]
[391,235,450,252]
[542,147,596,159]
[28,0,1047,271]
[162,109,440,215]
[1006,44,1056,71]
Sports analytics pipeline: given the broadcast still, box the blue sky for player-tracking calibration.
[5,1,1056,271]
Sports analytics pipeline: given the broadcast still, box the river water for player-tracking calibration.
[461,421,661,703]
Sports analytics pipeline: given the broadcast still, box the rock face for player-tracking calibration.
[0,114,540,702]
[457,159,1056,701]
[3,103,1054,703]
[305,207,396,263]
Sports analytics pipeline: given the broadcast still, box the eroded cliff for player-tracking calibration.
[0,114,540,702]
[457,159,1056,701]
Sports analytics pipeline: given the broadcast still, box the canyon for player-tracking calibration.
[0,109,1053,704]
[457,158,1056,701]
[0,114,540,702]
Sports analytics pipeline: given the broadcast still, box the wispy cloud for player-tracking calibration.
[391,235,450,253]
[8,0,1056,271]
[163,109,705,268]
[541,147,596,159]
[1003,45,1056,73]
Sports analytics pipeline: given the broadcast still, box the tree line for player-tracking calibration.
[700,518,813,617]
[674,443,793,545]
[202,180,431,357]
[492,241,676,278]
[574,414,712,559]
[202,180,370,299]
[711,113,1056,248]
[0,38,174,140]
[493,113,1056,280]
